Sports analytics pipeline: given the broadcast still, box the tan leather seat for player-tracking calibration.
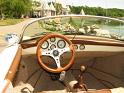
[83,89,111,93]
[38,89,111,93]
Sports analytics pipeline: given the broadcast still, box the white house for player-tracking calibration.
[32,0,71,17]
[33,0,56,17]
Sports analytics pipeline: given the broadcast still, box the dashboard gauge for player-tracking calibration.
[74,45,78,50]
[79,44,85,50]
[50,37,56,42]
[41,41,49,49]
[57,40,66,49]
[50,44,56,50]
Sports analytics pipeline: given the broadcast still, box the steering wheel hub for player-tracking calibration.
[53,50,59,57]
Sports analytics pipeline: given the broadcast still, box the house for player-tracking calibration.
[32,0,71,17]
[32,0,55,17]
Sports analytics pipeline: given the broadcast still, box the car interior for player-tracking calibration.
[7,15,124,93]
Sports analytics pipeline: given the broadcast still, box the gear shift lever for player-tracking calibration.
[73,65,88,91]
[81,65,86,72]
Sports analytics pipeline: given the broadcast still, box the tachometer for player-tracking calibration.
[57,40,66,49]
[41,41,49,49]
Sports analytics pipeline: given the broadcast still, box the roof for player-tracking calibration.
[80,8,85,15]
[42,1,50,10]
[34,6,43,10]
[49,3,56,11]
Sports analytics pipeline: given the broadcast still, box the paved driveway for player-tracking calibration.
[0,18,36,52]
[0,18,36,36]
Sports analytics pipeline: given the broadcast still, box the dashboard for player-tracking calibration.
[21,35,124,53]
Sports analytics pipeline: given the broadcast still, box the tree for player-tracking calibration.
[70,5,124,18]
[70,6,82,14]
[11,0,32,18]
[0,0,32,18]
[33,1,41,7]
[0,0,6,19]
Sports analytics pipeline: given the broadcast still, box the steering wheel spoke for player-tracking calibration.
[54,56,61,68]
[59,47,70,55]
[42,50,52,56]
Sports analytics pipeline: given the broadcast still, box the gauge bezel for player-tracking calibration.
[50,37,56,42]
[50,44,56,50]
[79,44,85,50]
[57,39,66,49]
[41,41,49,49]
[74,44,78,50]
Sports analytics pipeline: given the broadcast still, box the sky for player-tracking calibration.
[48,0,124,9]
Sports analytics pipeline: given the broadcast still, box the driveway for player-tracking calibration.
[0,18,37,36]
[0,18,37,52]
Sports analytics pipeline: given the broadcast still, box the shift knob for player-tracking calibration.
[81,65,86,72]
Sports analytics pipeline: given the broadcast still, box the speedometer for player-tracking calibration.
[41,41,49,49]
[57,40,66,49]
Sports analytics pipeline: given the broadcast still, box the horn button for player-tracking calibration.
[53,50,59,57]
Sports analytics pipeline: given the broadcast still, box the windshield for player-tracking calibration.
[23,15,124,41]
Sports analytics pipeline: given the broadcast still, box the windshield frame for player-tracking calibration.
[20,15,124,43]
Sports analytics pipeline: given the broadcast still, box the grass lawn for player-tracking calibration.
[0,18,25,26]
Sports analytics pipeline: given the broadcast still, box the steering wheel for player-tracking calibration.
[36,34,75,73]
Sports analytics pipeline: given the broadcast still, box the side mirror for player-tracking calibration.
[5,33,19,45]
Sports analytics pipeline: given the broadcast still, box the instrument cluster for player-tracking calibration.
[41,37,85,51]
[41,37,67,50]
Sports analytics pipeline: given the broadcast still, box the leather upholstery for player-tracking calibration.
[83,89,111,93]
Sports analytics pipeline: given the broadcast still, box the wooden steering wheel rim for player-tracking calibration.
[36,34,75,73]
